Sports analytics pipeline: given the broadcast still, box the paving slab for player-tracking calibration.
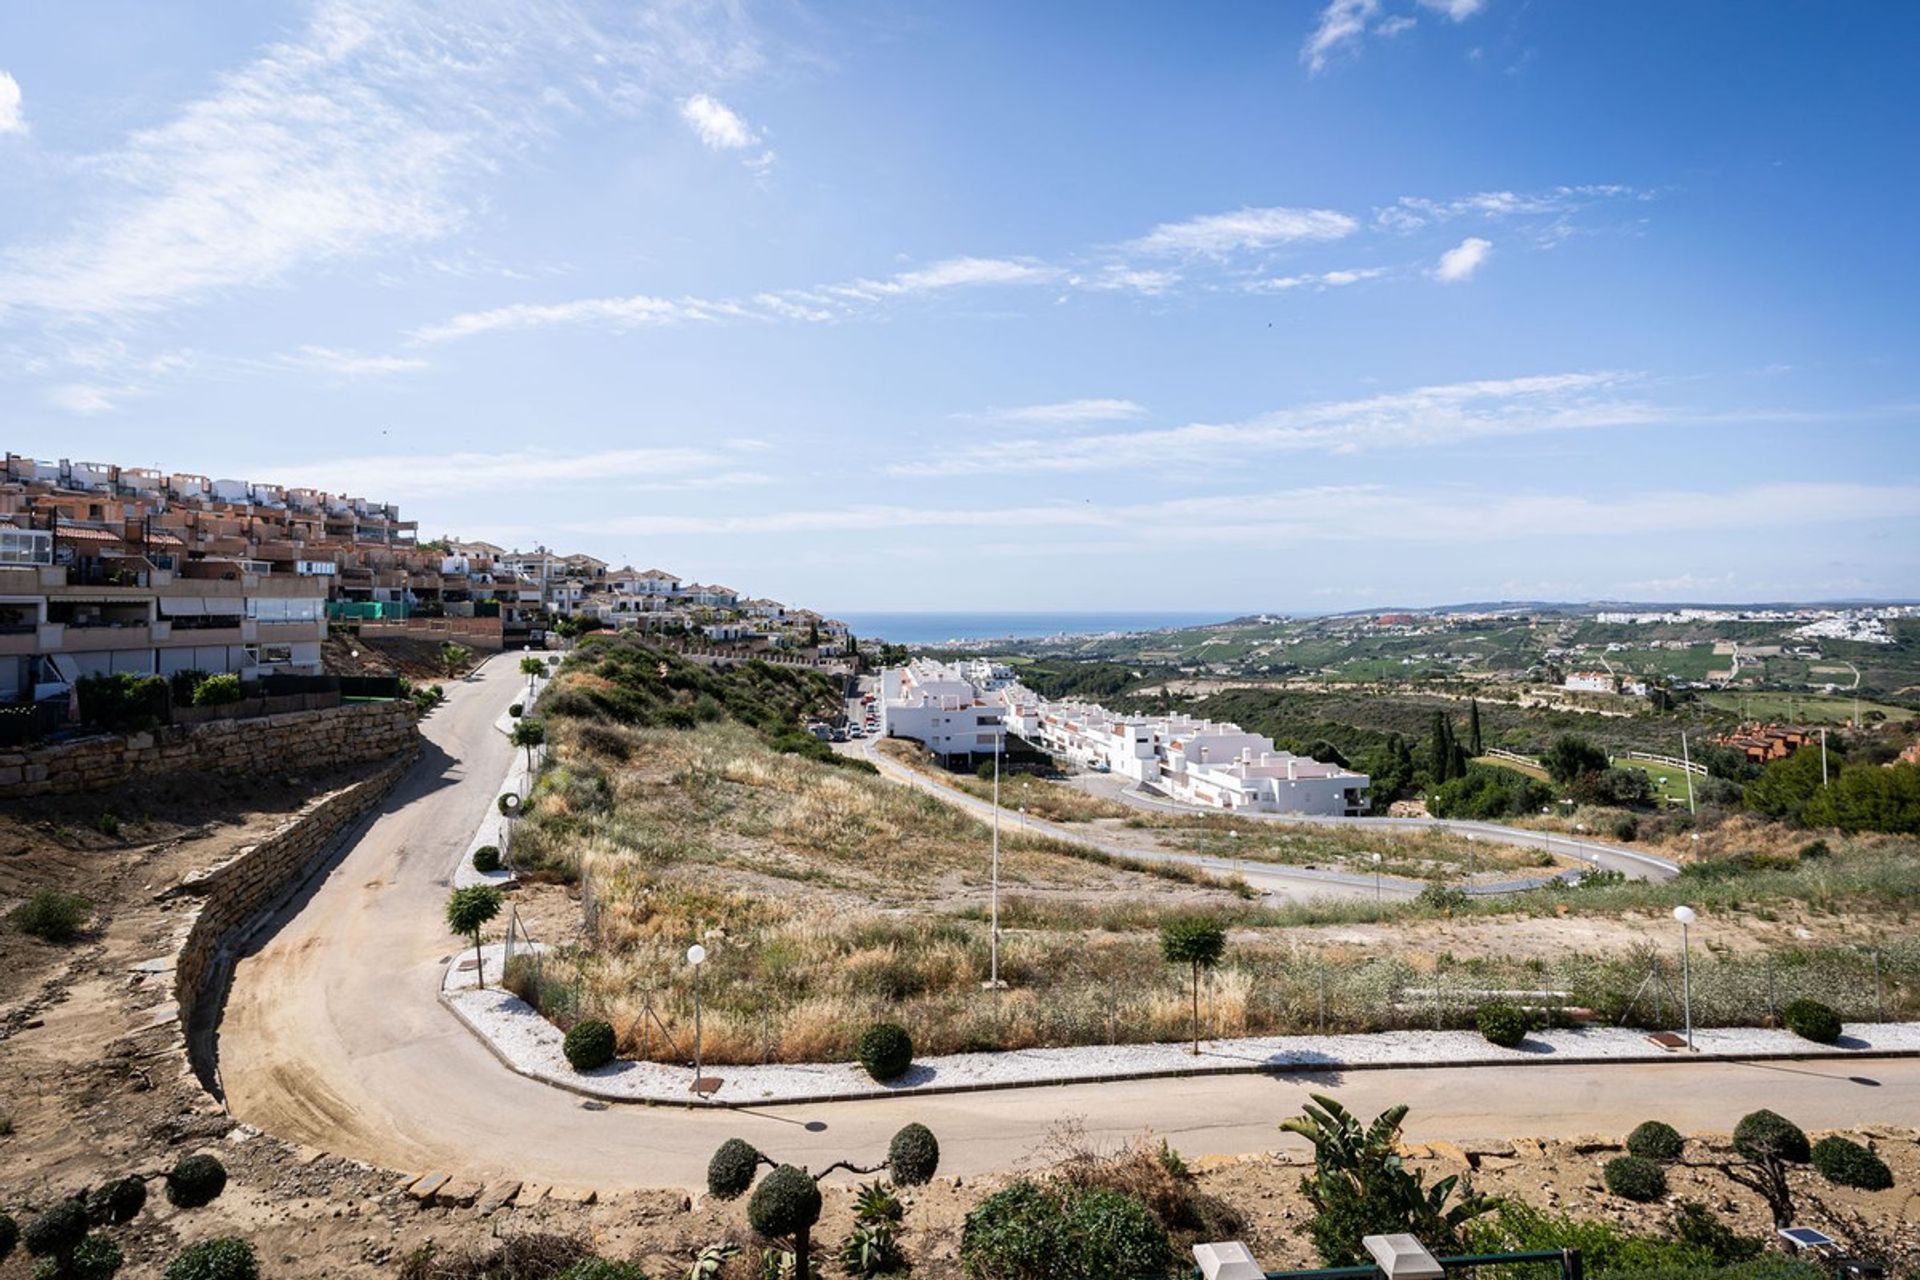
[476,1181,522,1215]
[407,1173,450,1201]
[513,1184,551,1207]
[437,1179,484,1208]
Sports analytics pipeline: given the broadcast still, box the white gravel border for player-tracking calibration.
[440,945,1920,1108]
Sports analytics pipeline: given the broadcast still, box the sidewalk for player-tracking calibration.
[440,951,1920,1108]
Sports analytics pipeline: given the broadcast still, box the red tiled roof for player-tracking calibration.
[54,526,125,544]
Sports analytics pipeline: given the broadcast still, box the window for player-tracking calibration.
[0,528,53,566]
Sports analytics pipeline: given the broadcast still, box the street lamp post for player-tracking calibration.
[1465,832,1477,882]
[1371,851,1382,902]
[1672,906,1697,1051]
[987,730,1003,991]
[687,942,708,1084]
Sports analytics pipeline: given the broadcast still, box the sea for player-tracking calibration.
[831,610,1238,648]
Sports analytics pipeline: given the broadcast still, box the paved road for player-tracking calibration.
[216,659,1879,1194]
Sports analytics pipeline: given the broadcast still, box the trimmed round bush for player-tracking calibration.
[1603,1155,1669,1202]
[164,1154,228,1209]
[164,1238,259,1280]
[1626,1120,1685,1164]
[1734,1110,1810,1164]
[707,1138,763,1200]
[23,1200,89,1258]
[1476,1001,1529,1049]
[562,1019,616,1072]
[855,1022,913,1082]
[747,1165,822,1241]
[86,1177,147,1225]
[509,703,525,718]
[553,1260,646,1280]
[1783,998,1842,1045]
[471,845,502,873]
[1811,1135,1893,1191]
[888,1123,940,1186]
[1063,1186,1171,1279]
[69,1233,124,1280]
[0,1212,18,1264]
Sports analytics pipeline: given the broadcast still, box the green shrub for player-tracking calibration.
[1603,1155,1668,1202]
[471,845,501,873]
[887,1123,940,1186]
[959,1180,1169,1280]
[509,703,524,718]
[85,1177,146,1225]
[76,673,170,730]
[708,1138,763,1200]
[1798,839,1831,860]
[191,674,244,707]
[562,1019,616,1072]
[1416,883,1469,912]
[0,1212,16,1264]
[23,1200,89,1259]
[164,1154,228,1209]
[69,1232,124,1280]
[1626,1120,1685,1163]
[1810,1135,1893,1190]
[855,1023,913,1082]
[10,890,91,943]
[1476,1001,1529,1048]
[1733,1110,1809,1164]
[1669,1201,1764,1263]
[1782,998,1841,1044]
[163,1238,259,1280]
[747,1165,822,1241]
[553,1260,647,1280]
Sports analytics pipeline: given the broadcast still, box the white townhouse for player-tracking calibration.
[879,659,1006,760]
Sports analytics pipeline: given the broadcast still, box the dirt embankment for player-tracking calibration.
[322,633,482,681]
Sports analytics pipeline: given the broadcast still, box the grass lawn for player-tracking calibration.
[1702,690,1913,725]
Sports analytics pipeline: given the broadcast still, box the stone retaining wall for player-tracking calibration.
[0,699,416,796]
[172,749,417,1093]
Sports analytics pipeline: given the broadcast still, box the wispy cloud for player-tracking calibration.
[1128,206,1357,256]
[279,445,746,496]
[45,383,131,415]
[1248,267,1388,291]
[1433,236,1492,283]
[0,71,25,136]
[0,0,761,321]
[966,399,1149,427]
[1301,0,1490,72]
[889,372,1653,476]
[1376,184,1648,233]
[279,345,429,376]
[567,481,1920,544]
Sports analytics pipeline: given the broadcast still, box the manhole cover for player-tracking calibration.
[1646,1032,1688,1050]
[692,1076,725,1097]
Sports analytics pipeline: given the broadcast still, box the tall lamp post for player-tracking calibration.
[687,942,708,1084]
[1672,906,1697,1051]
[986,729,1004,991]
[1370,851,1382,902]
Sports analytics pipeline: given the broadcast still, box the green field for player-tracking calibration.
[1701,690,1915,725]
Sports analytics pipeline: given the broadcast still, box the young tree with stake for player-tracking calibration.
[1160,915,1227,1055]
[445,885,503,989]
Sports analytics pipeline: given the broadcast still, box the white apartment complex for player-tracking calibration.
[878,659,1007,759]
[883,664,1369,816]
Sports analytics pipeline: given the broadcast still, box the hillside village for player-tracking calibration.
[0,453,854,725]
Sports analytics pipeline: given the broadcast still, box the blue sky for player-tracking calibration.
[2,0,1917,612]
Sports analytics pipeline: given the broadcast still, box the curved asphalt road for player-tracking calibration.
[853,736,1674,901]
[214,657,1878,1196]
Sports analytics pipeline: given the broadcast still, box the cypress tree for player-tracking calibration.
[1468,699,1484,757]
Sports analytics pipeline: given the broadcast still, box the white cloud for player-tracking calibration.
[1418,0,1485,19]
[410,293,740,344]
[0,72,25,136]
[1433,236,1492,282]
[1129,206,1357,256]
[1249,267,1388,291]
[280,345,428,376]
[846,257,1062,296]
[679,93,757,149]
[969,399,1148,427]
[0,1,761,320]
[1077,266,1181,295]
[889,372,1650,477]
[1302,0,1380,73]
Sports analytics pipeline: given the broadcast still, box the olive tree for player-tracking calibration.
[445,885,503,989]
[1159,915,1227,1054]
